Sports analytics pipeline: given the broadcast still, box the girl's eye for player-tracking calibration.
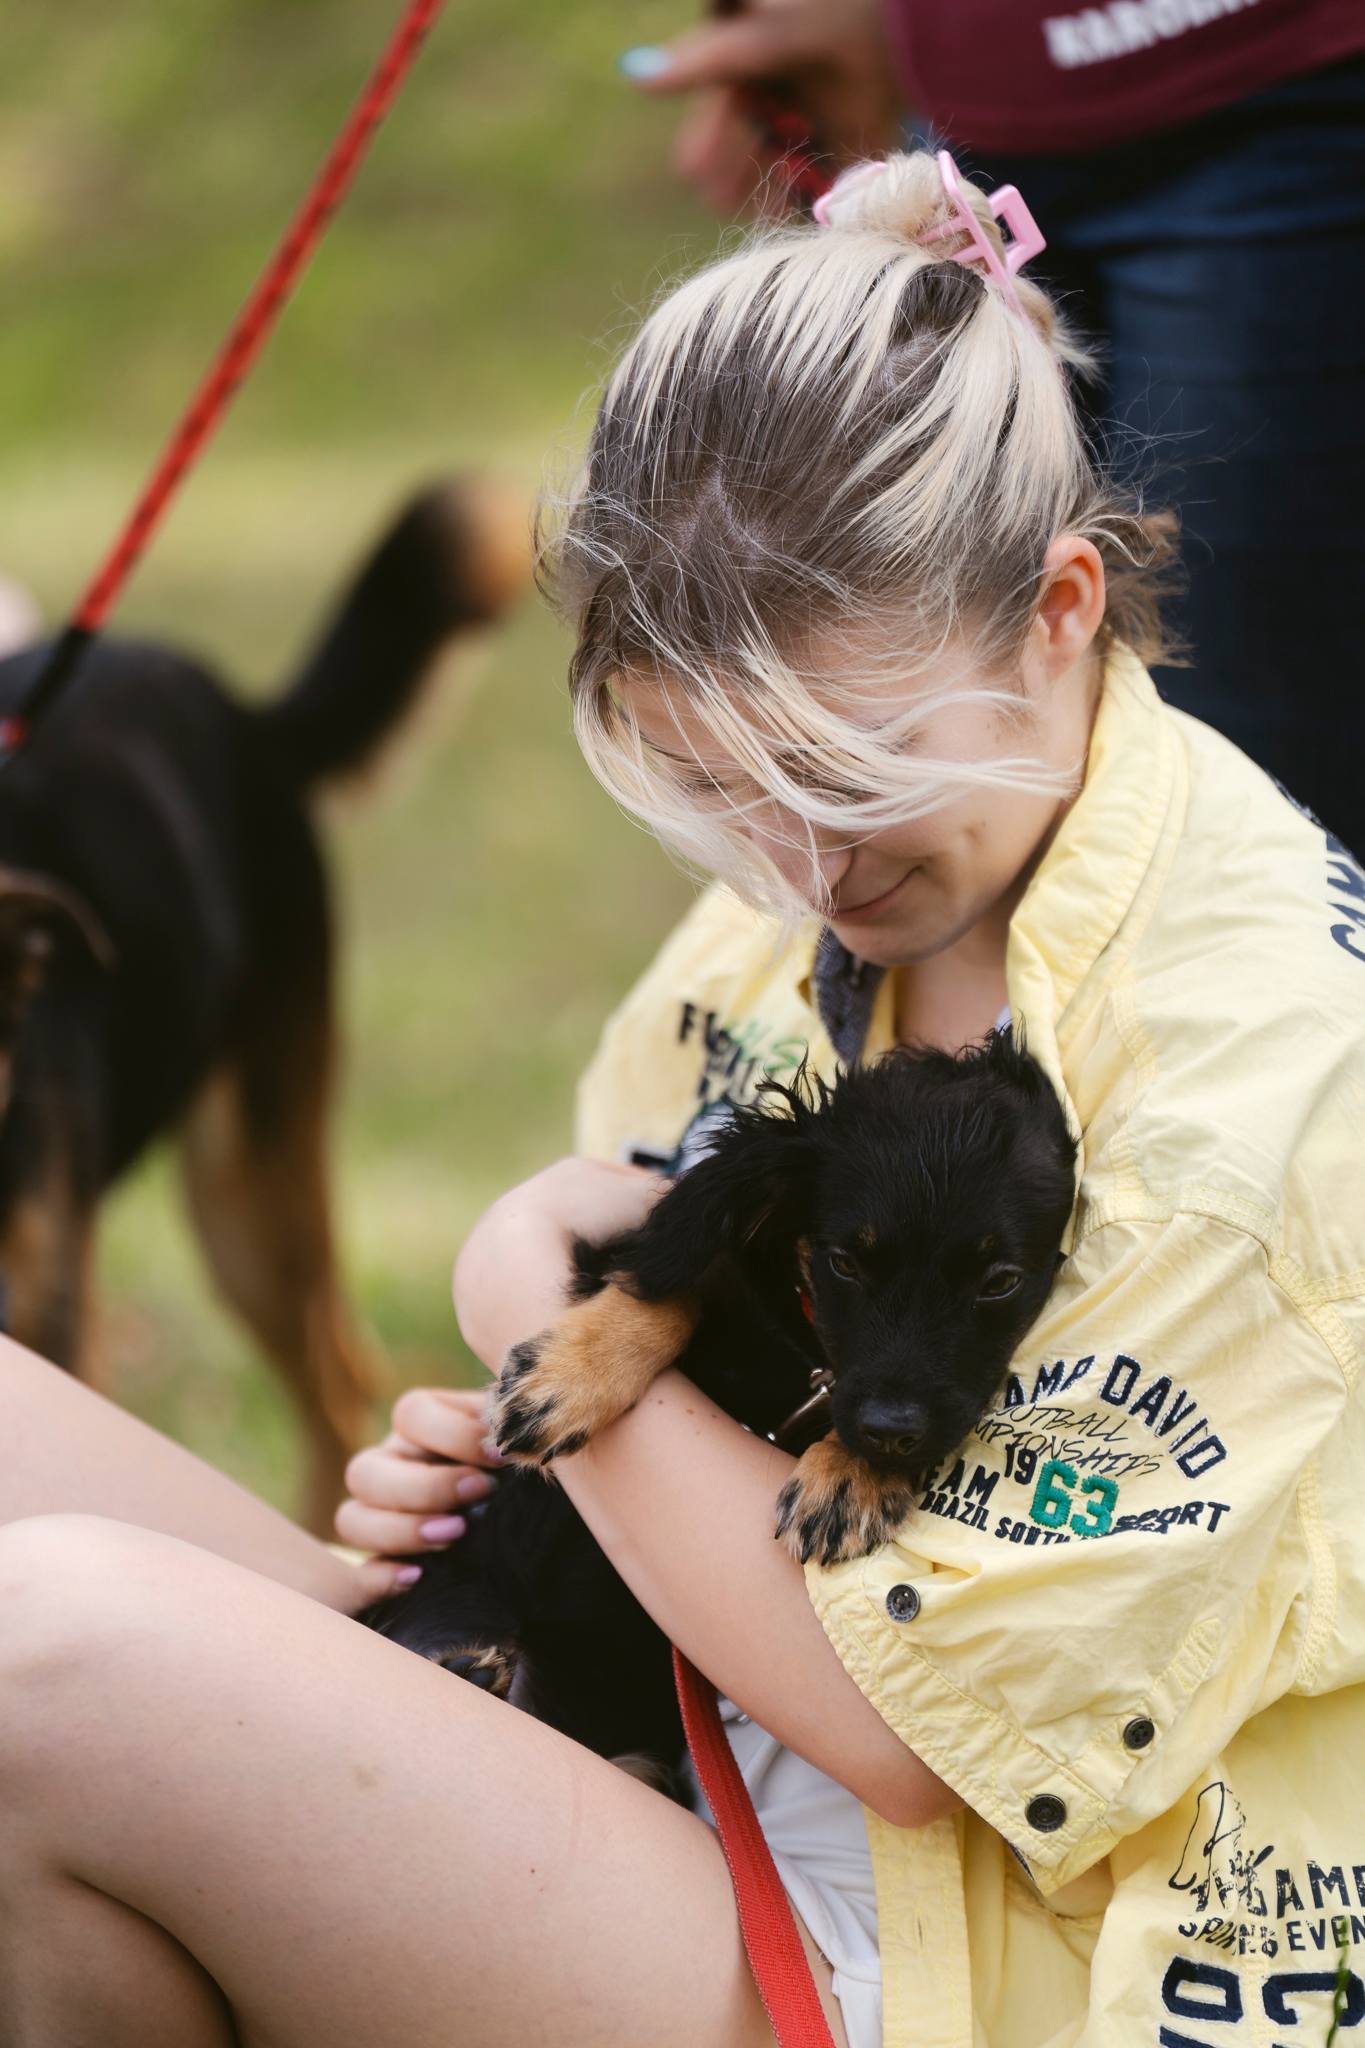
[674,768,749,803]
[977,1264,1024,1302]
[827,1248,859,1282]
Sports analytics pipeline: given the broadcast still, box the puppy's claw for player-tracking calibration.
[502,1341,540,1385]
[774,1441,917,1566]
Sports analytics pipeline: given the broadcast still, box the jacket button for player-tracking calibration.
[1025,1794,1067,1833]
[1123,1716,1155,1750]
[886,1583,921,1622]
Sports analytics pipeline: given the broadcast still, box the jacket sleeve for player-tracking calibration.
[574,885,794,1162]
[805,1209,1343,1890]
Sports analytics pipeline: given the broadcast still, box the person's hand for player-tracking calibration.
[334,1159,665,1568]
[335,1386,505,1562]
[622,0,902,218]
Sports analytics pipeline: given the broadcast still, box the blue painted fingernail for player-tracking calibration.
[618,45,672,82]
[419,1516,467,1542]
[393,1564,423,1587]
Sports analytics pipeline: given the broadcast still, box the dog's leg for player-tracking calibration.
[179,1060,378,1537]
[492,1285,698,1464]
[774,1434,919,1567]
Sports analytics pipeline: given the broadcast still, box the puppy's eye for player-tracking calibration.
[826,1248,859,1282]
[977,1264,1024,1302]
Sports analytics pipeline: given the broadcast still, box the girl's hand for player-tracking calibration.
[335,1159,665,1564]
[334,1386,503,1561]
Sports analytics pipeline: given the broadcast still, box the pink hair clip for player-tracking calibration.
[920,149,1046,316]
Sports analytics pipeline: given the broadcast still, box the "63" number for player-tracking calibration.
[1028,1458,1119,1539]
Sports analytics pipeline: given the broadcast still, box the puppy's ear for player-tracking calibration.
[618,1098,817,1298]
[694,1105,817,1250]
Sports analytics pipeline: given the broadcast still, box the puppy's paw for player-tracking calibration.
[774,1438,918,1566]
[492,1287,697,1466]
[431,1640,518,1699]
[491,1331,593,1465]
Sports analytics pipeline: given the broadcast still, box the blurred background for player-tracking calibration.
[0,0,703,1509]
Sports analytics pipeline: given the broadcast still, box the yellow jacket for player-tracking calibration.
[577,647,1365,2046]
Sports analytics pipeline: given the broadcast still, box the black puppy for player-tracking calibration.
[362,1033,1075,1779]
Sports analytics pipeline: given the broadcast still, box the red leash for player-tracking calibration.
[2,0,445,758]
[673,1648,839,2047]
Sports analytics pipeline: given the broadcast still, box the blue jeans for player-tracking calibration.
[932,55,1365,856]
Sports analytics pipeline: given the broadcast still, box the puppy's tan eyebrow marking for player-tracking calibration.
[854,1225,878,1251]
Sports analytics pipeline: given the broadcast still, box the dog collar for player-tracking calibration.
[772,1360,837,1451]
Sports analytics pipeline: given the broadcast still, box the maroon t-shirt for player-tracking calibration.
[885,0,1365,154]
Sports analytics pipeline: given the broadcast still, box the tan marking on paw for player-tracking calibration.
[432,1642,517,1698]
[774,1435,918,1566]
[493,1286,698,1463]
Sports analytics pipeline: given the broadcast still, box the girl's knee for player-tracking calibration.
[0,1514,163,1685]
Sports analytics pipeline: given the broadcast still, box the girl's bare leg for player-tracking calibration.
[0,1333,359,1607]
[0,1513,850,2048]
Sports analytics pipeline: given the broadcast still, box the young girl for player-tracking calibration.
[2,150,1363,2048]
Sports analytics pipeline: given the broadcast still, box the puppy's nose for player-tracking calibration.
[856,1401,929,1461]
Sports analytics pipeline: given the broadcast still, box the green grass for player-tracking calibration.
[0,2,703,1511]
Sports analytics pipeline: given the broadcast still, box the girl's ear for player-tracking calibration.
[1031,534,1105,679]
[621,1106,816,1298]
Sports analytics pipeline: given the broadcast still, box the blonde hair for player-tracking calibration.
[541,151,1180,920]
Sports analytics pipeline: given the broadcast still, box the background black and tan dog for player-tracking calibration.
[0,482,525,1529]
[361,1035,1076,1784]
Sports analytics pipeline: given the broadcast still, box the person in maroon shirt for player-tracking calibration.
[624,0,1365,858]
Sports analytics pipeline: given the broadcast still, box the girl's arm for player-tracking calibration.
[0,1334,407,1610]
[452,1160,960,1830]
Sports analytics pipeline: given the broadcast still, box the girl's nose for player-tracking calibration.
[814,841,854,896]
[766,834,853,904]
[745,800,855,902]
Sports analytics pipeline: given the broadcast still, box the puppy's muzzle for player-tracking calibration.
[854,1399,929,1462]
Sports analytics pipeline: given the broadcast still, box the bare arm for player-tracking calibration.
[0,1333,398,1611]
[453,1163,960,1830]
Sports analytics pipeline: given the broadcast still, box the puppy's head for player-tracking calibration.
[753,1034,1076,1477]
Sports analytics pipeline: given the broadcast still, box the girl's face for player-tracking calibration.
[620,545,1106,970]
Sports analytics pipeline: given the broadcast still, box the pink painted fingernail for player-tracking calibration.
[419,1515,467,1542]
[480,1438,508,1466]
[393,1565,423,1587]
[455,1473,495,1502]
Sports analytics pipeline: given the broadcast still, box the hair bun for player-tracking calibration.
[812,152,953,244]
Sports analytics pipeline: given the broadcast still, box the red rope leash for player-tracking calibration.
[673,1648,840,2048]
[3,0,445,756]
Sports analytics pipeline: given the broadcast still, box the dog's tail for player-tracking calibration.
[257,477,530,786]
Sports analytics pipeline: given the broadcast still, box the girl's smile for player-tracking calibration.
[830,868,920,923]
